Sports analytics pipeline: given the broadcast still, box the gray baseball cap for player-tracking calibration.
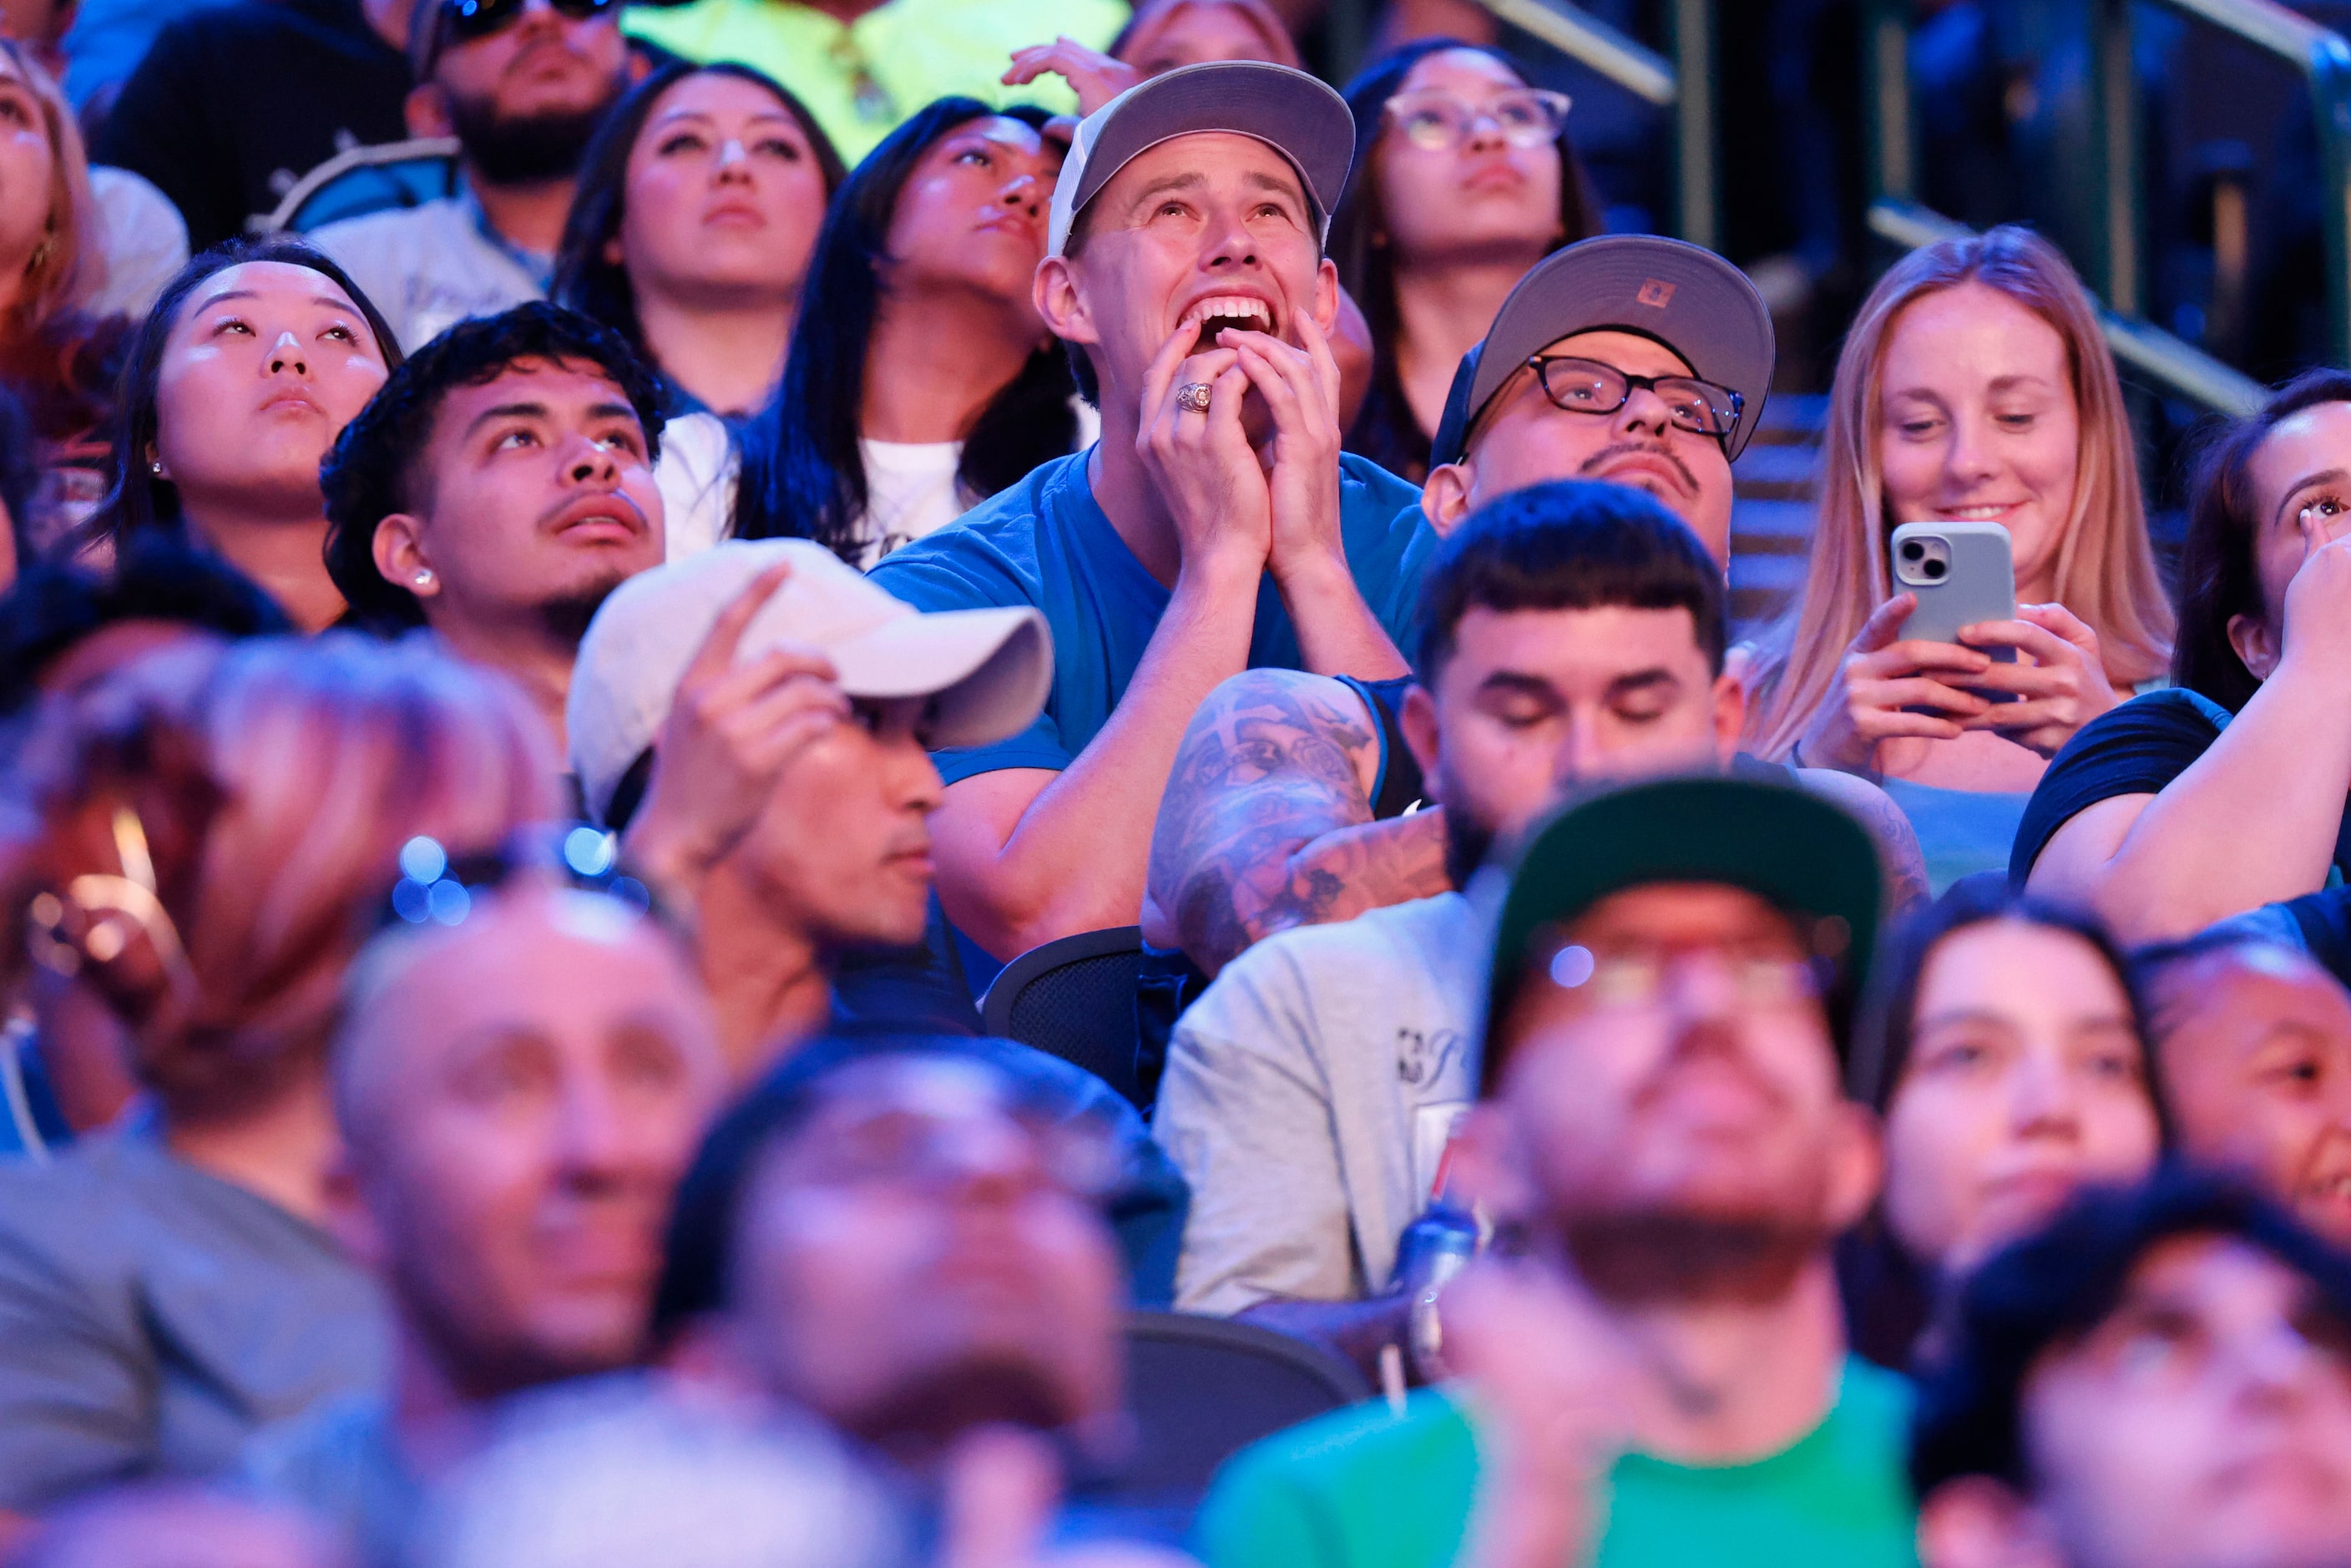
[1428,235,1775,467]
[1046,59,1355,257]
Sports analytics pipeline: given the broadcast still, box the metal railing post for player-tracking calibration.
[2087,0,2145,319]
[2309,37,2351,366]
[1665,0,1716,249]
[1863,0,1915,210]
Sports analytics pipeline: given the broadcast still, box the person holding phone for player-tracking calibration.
[1742,226,2174,888]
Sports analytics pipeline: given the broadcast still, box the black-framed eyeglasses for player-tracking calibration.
[1526,355,1743,440]
[442,0,618,47]
[376,825,654,935]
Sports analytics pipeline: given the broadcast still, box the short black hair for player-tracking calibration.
[653,1031,1130,1345]
[321,301,668,633]
[1413,478,1726,678]
[1911,1170,2351,1500]
[0,534,291,717]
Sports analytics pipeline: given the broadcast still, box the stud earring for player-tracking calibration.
[149,462,164,478]
[413,569,432,587]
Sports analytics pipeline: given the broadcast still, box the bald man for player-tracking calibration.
[244,881,727,1568]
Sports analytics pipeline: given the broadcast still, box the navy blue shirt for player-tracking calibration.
[869,448,1435,787]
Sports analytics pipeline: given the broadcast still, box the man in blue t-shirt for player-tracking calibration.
[867,60,1429,965]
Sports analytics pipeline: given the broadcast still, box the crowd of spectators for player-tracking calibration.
[5,3,2351,1567]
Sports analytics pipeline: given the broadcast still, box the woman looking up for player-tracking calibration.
[1328,37,1602,483]
[554,60,842,420]
[1743,226,2172,889]
[728,99,1075,568]
[87,240,401,631]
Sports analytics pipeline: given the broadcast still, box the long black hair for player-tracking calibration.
[731,97,1077,562]
[1329,38,1603,483]
[88,237,404,544]
[553,58,845,377]
[2173,367,2351,712]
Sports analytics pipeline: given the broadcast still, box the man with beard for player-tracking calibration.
[1153,481,1919,1370]
[1144,236,1822,979]
[652,1041,1131,1502]
[1194,773,1911,1568]
[310,0,632,352]
[322,302,666,751]
[242,878,729,1568]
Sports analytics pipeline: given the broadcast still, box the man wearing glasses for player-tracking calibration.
[311,0,631,352]
[1145,235,1902,983]
[1196,774,1914,1568]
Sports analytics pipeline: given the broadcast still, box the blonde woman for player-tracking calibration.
[1744,226,2172,887]
[0,635,555,1510]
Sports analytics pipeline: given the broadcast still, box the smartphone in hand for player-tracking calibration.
[1892,521,2018,703]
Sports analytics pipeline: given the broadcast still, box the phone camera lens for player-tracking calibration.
[1924,559,1947,579]
[1900,541,1924,560]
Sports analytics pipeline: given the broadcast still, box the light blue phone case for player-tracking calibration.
[1891,520,2017,698]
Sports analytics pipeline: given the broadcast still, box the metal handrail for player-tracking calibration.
[1868,0,2351,411]
[1869,199,2268,416]
[1471,0,1716,248]
[2090,0,2351,366]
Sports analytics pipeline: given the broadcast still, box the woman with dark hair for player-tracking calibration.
[1328,37,1603,483]
[726,97,1078,568]
[1840,878,2160,1369]
[2019,370,2351,943]
[87,237,402,630]
[553,59,843,421]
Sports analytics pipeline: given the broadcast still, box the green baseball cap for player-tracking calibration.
[1482,774,1885,1092]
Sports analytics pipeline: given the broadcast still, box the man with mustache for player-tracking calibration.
[1145,235,1791,980]
[322,302,669,753]
[867,61,1433,971]
[1196,775,1914,1568]
[311,0,632,352]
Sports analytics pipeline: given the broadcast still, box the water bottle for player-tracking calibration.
[1391,1196,1480,1378]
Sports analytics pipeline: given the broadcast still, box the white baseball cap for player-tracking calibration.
[568,540,1052,827]
[1046,59,1355,257]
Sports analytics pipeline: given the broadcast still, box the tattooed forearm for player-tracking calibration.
[1253,808,1453,944]
[1147,669,1389,975]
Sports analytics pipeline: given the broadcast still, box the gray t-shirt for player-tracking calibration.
[0,1130,391,1509]
[307,189,549,352]
[1155,892,1484,1315]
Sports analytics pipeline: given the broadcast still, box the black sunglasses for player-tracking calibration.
[442,0,619,47]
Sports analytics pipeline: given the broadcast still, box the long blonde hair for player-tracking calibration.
[0,38,101,331]
[1745,226,2173,760]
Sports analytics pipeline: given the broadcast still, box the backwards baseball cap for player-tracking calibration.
[568,540,1052,828]
[1428,235,1775,468]
[1481,774,1884,1093]
[1047,59,1355,257]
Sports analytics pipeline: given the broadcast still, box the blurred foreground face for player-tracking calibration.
[1884,919,2157,1276]
[726,1057,1125,1452]
[1496,883,1869,1248]
[339,890,726,1393]
[2153,946,2351,1248]
[2025,1235,2351,1568]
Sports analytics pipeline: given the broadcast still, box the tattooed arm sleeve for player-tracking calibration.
[1147,669,1451,976]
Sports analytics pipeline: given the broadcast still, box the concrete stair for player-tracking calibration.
[1728,392,1828,642]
